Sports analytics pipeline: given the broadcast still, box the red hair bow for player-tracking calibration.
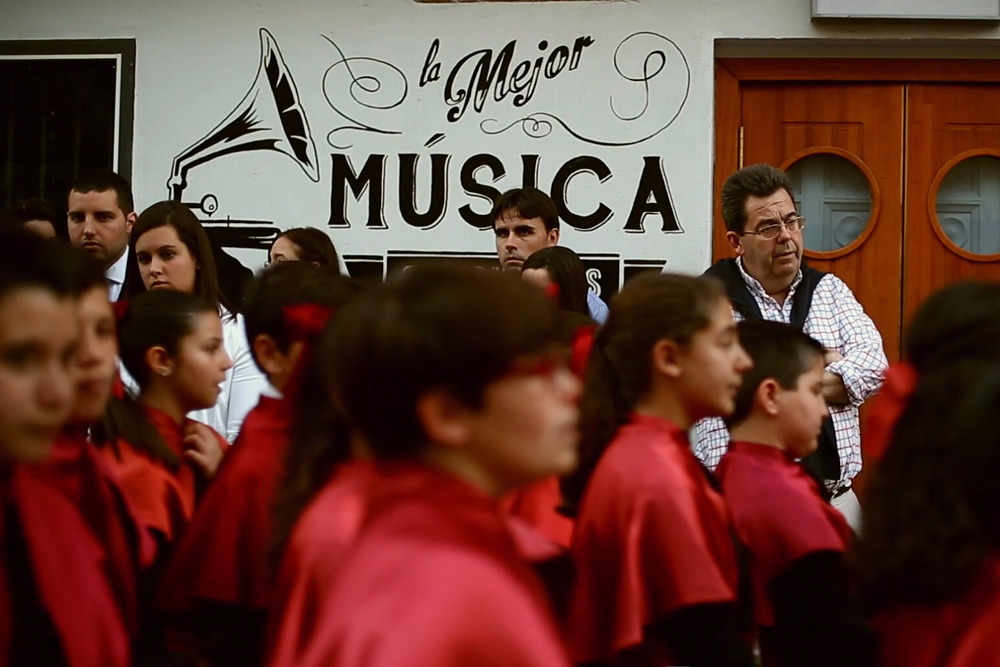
[865,361,919,465]
[283,304,334,343]
[544,282,560,301]
[111,300,130,322]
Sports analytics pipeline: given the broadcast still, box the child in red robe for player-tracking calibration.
[564,273,755,667]
[0,230,130,667]
[716,320,875,667]
[157,263,360,666]
[100,289,231,552]
[267,265,579,666]
[33,257,154,637]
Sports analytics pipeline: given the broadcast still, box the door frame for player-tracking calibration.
[712,57,1000,262]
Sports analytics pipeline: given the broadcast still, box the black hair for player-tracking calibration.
[327,265,560,460]
[726,320,826,427]
[491,187,560,232]
[522,245,590,317]
[271,227,341,272]
[0,227,79,302]
[904,280,1000,373]
[68,170,135,215]
[116,288,217,390]
[242,262,360,371]
[854,362,1000,609]
[1,198,57,232]
[132,201,237,317]
[720,164,794,234]
[561,272,726,511]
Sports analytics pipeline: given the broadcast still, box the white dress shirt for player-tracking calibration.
[105,246,130,302]
[693,258,887,490]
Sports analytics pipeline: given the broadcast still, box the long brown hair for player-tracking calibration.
[132,201,236,317]
[561,272,725,512]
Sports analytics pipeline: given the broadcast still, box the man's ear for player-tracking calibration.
[755,378,780,417]
[726,230,744,256]
[125,211,136,236]
[651,338,684,379]
[415,389,471,450]
[252,334,287,377]
[547,227,560,247]
[145,345,175,378]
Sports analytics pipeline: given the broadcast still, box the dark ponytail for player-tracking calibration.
[561,273,725,513]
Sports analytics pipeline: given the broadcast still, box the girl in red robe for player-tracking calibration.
[156,263,361,666]
[268,265,580,667]
[563,273,755,667]
[100,289,231,554]
[0,231,130,667]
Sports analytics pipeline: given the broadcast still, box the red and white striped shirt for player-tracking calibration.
[694,259,888,490]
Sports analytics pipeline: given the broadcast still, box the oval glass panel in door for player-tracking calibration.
[934,155,1000,257]
[786,154,874,253]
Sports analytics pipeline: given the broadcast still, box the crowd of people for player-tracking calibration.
[0,164,998,667]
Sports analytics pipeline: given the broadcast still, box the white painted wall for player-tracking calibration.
[4,0,1000,290]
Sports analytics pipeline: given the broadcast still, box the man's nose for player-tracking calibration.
[776,222,794,243]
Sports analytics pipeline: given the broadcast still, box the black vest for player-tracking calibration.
[704,258,841,484]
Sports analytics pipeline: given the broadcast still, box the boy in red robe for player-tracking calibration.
[158,263,358,666]
[269,266,579,667]
[0,231,130,667]
[716,319,875,667]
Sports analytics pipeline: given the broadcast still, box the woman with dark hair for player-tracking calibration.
[269,227,342,273]
[856,363,1000,666]
[132,201,267,441]
[521,246,591,317]
[0,197,58,239]
[564,272,755,667]
[269,265,580,667]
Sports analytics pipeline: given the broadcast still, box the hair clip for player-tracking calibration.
[284,304,334,342]
[111,300,130,322]
[544,282,560,301]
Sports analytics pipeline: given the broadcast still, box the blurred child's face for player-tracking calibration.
[70,286,117,424]
[776,355,829,458]
[166,312,233,412]
[0,287,77,461]
[462,353,581,495]
[674,298,754,426]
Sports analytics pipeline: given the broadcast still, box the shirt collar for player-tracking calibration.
[735,256,802,300]
[105,245,130,285]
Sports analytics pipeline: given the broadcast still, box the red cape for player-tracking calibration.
[500,476,574,548]
[276,463,570,667]
[158,395,290,613]
[33,430,154,635]
[874,556,1000,667]
[0,464,130,667]
[716,441,852,626]
[98,405,228,544]
[567,414,743,666]
[265,459,374,666]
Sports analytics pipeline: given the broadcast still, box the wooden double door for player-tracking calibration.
[714,61,1000,361]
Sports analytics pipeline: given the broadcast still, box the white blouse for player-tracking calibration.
[189,309,268,442]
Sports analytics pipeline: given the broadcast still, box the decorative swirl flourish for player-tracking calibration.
[480,31,690,147]
[321,34,408,149]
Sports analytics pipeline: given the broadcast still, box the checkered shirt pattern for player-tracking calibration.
[693,259,888,490]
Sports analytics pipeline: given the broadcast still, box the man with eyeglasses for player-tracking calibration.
[696,163,887,533]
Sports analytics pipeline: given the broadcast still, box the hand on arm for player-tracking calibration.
[183,422,225,478]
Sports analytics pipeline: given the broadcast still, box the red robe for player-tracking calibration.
[266,459,375,667]
[33,429,155,635]
[0,463,130,667]
[500,476,574,547]
[276,463,571,667]
[716,441,852,628]
[158,395,289,614]
[874,556,1000,667]
[98,405,228,545]
[567,414,743,666]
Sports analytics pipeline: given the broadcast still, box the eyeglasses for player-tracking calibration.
[740,216,806,240]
